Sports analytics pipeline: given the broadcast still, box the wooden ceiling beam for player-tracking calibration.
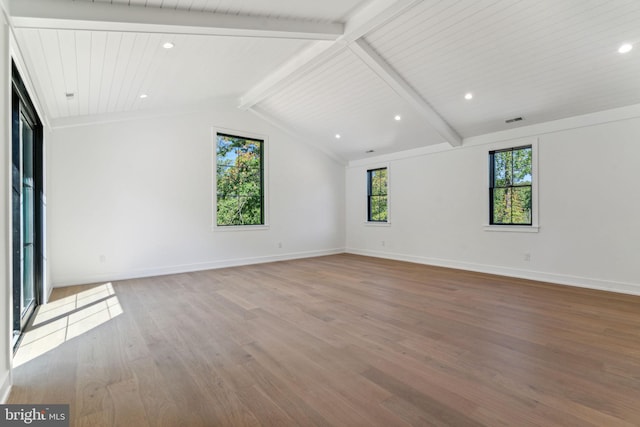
[10,0,343,40]
[238,0,423,110]
[349,38,462,147]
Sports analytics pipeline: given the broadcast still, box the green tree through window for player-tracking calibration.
[216,133,263,226]
[489,146,532,225]
[367,168,388,222]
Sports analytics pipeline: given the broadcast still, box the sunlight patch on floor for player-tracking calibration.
[13,282,123,368]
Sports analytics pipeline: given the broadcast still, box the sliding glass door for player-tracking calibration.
[12,63,43,346]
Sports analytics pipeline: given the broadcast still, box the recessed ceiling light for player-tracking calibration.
[365,149,375,153]
[618,43,633,54]
[140,94,148,99]
[394,115,401,121]
[335,134,341,139]
[464,92,473,100]
[163,42,175,49]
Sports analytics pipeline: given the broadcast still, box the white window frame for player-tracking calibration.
[212,127,269,231]
[484,138,539,233]
[365,162,391,226]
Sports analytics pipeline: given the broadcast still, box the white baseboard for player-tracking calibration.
[53,248,345,287]
[0,370,11,403]
[346,248,640,296]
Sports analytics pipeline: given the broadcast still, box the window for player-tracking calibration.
[215,133,264,226]
[367,167,388,222]
[489,145,532,225]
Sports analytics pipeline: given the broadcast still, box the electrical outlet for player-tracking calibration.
[381,240,386,247]
[524,253,531,262]
[277,242,283,249]
[99,255,106,263]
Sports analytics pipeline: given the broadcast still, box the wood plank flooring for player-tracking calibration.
[8,254,640,426]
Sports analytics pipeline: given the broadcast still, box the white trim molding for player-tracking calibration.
[483,225,539,233]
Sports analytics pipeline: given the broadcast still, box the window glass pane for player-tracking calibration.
[217,195,240,225]
[369,196,376,220]
[512,147,532,185]
[217,167,238,197]
[377,196,388,221]
[238,170,261,196]
[216,134,263,226]
[370,196,387,221]
[493,150,512,187]
[216,136,237,166]
[370,168,388,196]
[378,169,387,195]
[240,195,262,225]
[371,170,381,195]
[492,188,512,224]
[511,186,532,224]
[237,143,260,168]
[216,164,231,176]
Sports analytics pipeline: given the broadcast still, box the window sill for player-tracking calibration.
[364,221,391,227]
[213,224,270,232]
[483,224,539,233]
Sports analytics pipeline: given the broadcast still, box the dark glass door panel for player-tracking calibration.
[11,63,42,346]
[21,115,36,320]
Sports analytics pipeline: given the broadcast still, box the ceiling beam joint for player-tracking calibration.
[349,38,462,147]
[238,0,424,110]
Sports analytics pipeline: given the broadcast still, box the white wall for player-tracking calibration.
[49,105,345,286]
[1,0,11,403]
[346,115,640,295]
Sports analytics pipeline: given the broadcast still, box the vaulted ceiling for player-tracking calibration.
[10,0,640,161]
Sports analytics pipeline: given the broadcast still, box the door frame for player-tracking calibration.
[11,61,44,347]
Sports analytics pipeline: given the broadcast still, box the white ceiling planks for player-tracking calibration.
[366,0,640,137]
[111,33,153,113]
[97,32,125,114]
[256,48,446,159]
[56,31,79,116]
[36,30,70,117]
[74,31,91,116]
[136,33,204,109]
[14,27,312,119]
[238,0,425,109]
[14,29,60,118]
[87,31,108,116]
[10,0,640,160]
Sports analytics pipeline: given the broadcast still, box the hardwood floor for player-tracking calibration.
[8,254,640,426]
